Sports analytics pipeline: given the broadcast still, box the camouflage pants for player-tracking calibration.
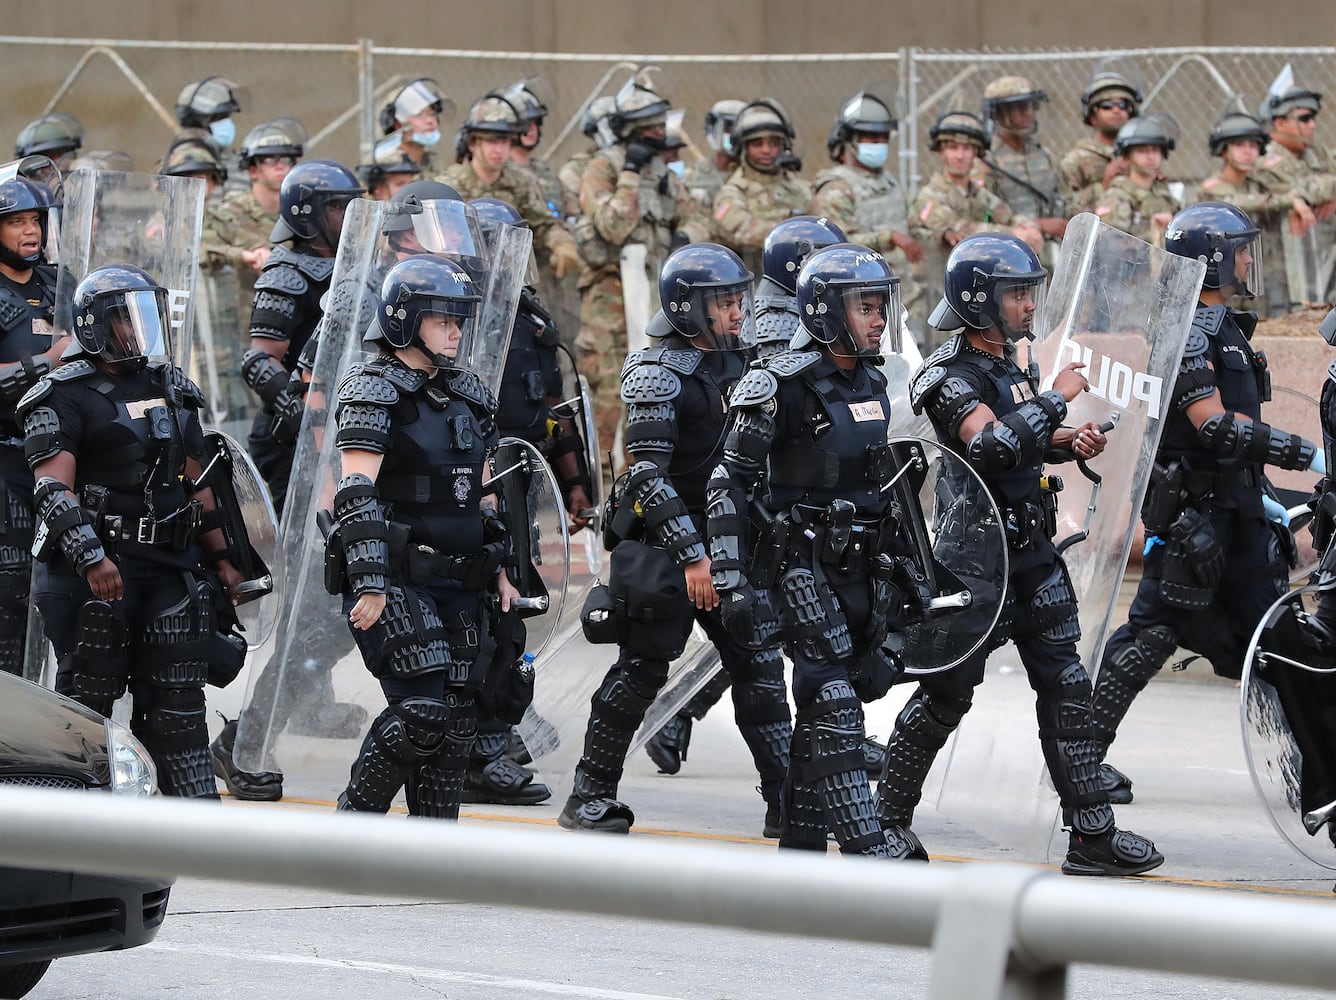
[575,269,628,463]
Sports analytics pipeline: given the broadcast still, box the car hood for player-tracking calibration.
[0,671,110,787]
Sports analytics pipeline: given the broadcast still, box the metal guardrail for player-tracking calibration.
[0,787,1333,998]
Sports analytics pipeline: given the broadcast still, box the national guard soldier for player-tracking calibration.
[881,233,1164,875]
[559,243,791,836]
[572,73,711,451]
[711,99,812,278]
[331,255,522,820]
[20,264,249,796]
[685,99,745,208]
[159,132,228,200]
[705,244,923,856]
[0,159,66,674]
[240,159,362,516]
[1092,203,1324,806]
[202,119,303,276]
[175,76,247,151]
[375,78,449,174]
[357,157,422,202]
[1058,63,1141,214]
[503,79,570,220]
[1198,112,1313,314]
[558,96,617,223]
[1091,116,1180,246]
[978,76,1068,240]
[15,113,84,170]
[910,111,1039,344]
[811,92,926,330]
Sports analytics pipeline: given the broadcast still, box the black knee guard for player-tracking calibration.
[778,568,852,665]
[798,680,886,856]
[0,492,32,677]
[343,696,455,813]
[683,668,733,720]
[1091,625,1176,750]
[1025,562,1082,645]
[876,690,968,827]
[370,586,452,679]
[69,599,132,714]
[731,664,792,804]
[409,691,477,819]
[1036,663,1112,835]
[778,730,829,853]
[573,657,669,801]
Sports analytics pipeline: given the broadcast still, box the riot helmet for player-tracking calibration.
[356,157,422,200]
[379,78,451,145]
[762,216,849,294]
[238,119,304,170]
[1208,111,1268,157]
[827,91,897,166]
[383,180,486,264]
[72,264,172,368]
[608,70,672,141]
[175,77,247,147]
[1260,84,1322,122]
[983,75,1047,138]
[730,99,795,173]
[461,93,525,139]
[793,243,900,357]
[15,112,84,163]
[0,165,54,270]
[930,233,1048,343]
[929,110,989,152]
[703,99,746,157]
[501,79,550,149]
[1164,201,1263,300]
[1113,114,1177,158]
[470,197,539,284]
[366,255,481,371]
[159,131,228,187]
[581,96,619,149]
[270,159,364,248]
[655,243,756,351]
[1080,60,1143,125]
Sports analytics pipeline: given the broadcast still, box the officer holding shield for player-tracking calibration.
[889,233,1164,875]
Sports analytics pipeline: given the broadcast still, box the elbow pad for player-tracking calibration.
[966,390,1066,474]
[334,473,390,596]
[1197,412,1316,470]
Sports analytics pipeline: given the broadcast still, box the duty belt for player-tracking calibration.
[98,501,203,554]
[387,523,503,587]
[790,502,894,574]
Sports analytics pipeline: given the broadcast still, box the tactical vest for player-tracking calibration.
[257,246,335,370]
[814,164,909,232]
[767,358,892,515]
[495,305,561,441]
[575,146,679,268]
[985,141,1060,219]
[0,267,56,434]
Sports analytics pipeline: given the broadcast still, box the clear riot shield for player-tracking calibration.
[552,342,604,576]
[1283,218,1336,308]
[1265,385,1324,585]
[188,266,256,438]
[883,317,933,438]
[1241,584,1336,870]
[466,221,533,396]
[931,214,1205,858]
[494,437,569,656]
[25,169,206,687]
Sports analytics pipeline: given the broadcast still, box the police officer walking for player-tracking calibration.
[877,233,1163,875]
[1092,202,1324,805]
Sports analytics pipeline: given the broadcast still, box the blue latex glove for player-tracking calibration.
[1262,493,1291,526]
[1143,535,1164,558]
[1311,449,1328,475]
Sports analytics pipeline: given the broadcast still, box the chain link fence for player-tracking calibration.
[0,36,1330,197]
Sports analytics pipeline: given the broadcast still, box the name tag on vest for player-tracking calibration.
[847,400,885,423]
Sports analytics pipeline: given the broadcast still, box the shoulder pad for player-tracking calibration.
[446,368,498,413]
[163,365,206,409]
[908,364,949,414]
[1183,326,1209,359]
[47,359,97,384]
[365,354,428,393]
[642,347,703,375]
[920,334,966,371]
[729,367,779,408]
[337,365,399,406]
[0,285,28,332]
[620,359,682,403]
[762,351,822,378]
[1191,304,1228,340]
[267,246,336,282]
[254,264,309,297]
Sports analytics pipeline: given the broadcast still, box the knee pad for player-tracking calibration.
[70,599,132,702]
[731,667,792,727]
[371,697,456,764]
[896,692,962,752]
[778,568,852,665]
[1036,662,1096,739]
[1106,625,1175,687]
[799,680,866,780]
[592,658,666,728]
[372,585,452,679]
[1025,562,1082,645]
[140,582,214,688]
[135,685,209,752]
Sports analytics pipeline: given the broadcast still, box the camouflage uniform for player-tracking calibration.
[910,172,1020,340]
[557,151,593,218]
[1197,172,1293,314]
[521,155,574,219]
[809,163,922,318]
[712,162,813,277]
[436,160,577,273]
[1058,136,1116,214]
[982,139,1064,220]
[575,146,710,451]
[1255,143,1336,311]
[201,187,275,272]
[1091,176,1178,245]
[684,158,729,208]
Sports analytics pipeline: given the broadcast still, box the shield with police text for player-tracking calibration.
[1283,219,1336,309]
[1241,584,1336,870]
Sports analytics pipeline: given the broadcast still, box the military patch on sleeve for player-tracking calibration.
[1095,204,1112,216]
[1263,155,1282,168]
[714,200,731,221]
[919,201,934,222]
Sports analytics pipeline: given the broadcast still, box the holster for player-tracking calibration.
[748,501,790,589]
[1039,473,1063,542]
[1142,461,1186,535]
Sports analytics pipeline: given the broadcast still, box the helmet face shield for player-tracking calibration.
[1224,229,1263,300]
[993,277,1046,342]
[393,199,487,262]
[823,280,900,358]
[395,79,449,122]
[679,282,756,351]
[100,289,171,363]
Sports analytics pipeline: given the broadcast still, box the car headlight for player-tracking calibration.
[105,718,158,796]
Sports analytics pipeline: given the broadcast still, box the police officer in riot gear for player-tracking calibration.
[1092,202,1324,804]
[885,233,1164,875]
[560,243,792,836]
[19,264,248,797]
[331,254,521,820]
[15,113,84,170]
[175,76,247,150]
[707,244,925,856]
[0,161,67,674]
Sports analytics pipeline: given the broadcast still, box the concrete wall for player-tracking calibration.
[10,0,1336,52]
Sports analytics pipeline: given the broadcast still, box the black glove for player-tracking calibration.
[719,583,776,651]
[268,388,306,445]
[623,141,655,174]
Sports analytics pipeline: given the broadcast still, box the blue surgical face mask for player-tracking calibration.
[855,141,889,170]
[411,129,442,148]
[210,118,236,148]
[667,160,686,179]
